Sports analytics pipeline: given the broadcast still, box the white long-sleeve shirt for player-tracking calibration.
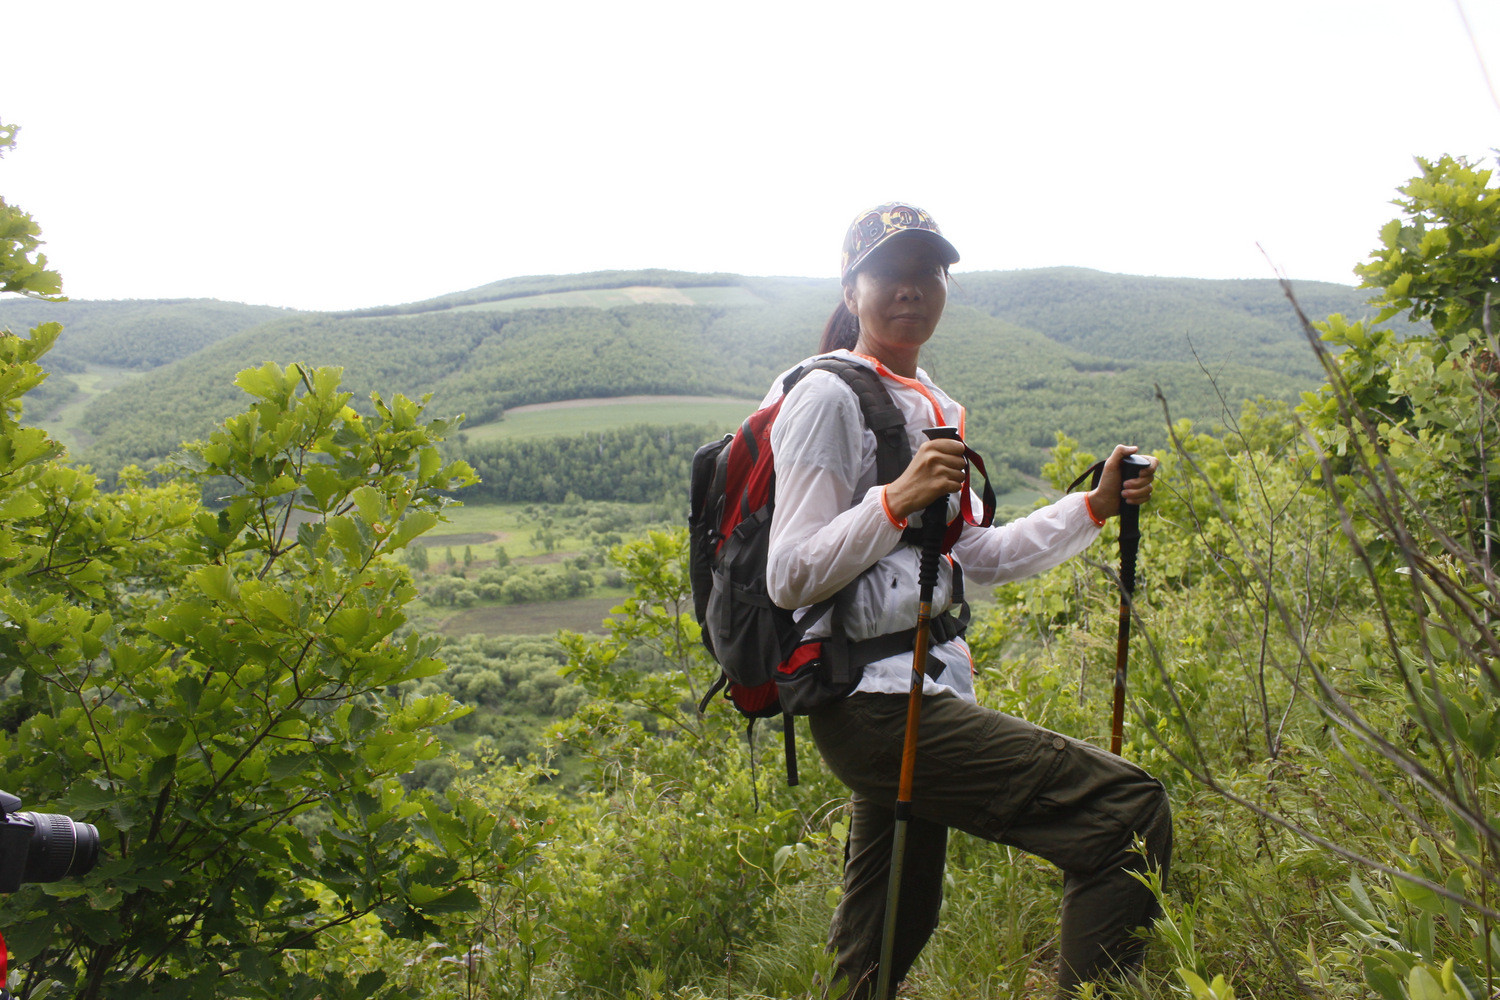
[765,350,1103,702]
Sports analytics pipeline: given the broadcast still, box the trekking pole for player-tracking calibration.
[1109,454,1152,756]
[876,426,958,1000]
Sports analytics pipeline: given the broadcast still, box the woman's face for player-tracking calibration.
[843,236,949,360]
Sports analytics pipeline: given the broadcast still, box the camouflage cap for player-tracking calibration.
[840,202,960,282]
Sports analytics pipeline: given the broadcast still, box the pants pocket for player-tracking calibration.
[962,717,1067,841]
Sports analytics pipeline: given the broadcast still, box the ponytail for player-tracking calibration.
[820,299,859,353]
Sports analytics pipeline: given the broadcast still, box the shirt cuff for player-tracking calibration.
[1082,491,1106,528]
[880,486,909,529]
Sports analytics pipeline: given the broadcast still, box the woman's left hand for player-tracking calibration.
[1085,445,1158,520]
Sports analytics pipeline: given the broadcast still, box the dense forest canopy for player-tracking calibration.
[0,297,295,371]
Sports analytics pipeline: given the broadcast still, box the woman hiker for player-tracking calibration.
[764,203,1173,998]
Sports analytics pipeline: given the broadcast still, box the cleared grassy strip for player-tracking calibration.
[448,284,762,313]
[670,286,767,306]
[31,364,146,452]
[460,397,756,442]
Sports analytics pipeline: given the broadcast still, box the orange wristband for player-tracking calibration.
[880,486,909,529]
[1083,492,1106,528]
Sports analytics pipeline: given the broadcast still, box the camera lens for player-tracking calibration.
[18,811,99,882]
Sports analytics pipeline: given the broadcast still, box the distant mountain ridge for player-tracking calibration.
[4,267,1385,482]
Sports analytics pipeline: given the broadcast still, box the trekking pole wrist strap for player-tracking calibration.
[898,443,997,552]
[1065,454,1152,495]
[1066,458,1108,494]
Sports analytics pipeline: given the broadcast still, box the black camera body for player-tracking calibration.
[0,791,98,892]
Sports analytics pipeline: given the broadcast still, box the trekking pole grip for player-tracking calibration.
[919,426,960,590]
[918,497,946,591]
[1117,454,1150,558]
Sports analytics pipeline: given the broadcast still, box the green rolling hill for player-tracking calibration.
[951,267,1386,381]
[0,297,299,370]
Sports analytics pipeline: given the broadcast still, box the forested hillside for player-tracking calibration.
[73,295,808,475]
[0,297,295,370]
[43,269,1369,487]
[953,267,1386,380]
[1,298,299,435]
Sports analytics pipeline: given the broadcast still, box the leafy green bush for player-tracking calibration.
[0,341,507,998]
[542,531,843,994]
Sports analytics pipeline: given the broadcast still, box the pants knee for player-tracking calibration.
[1137,785,1172,878]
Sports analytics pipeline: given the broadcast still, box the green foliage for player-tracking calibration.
[1305,156,1500,511]
[411,634,581,768]
[1066,153,1500,998]
[405,543,429,572]
[544,529,837,996]
[463,563,591,606]
[556,530,713,733]
[1328,870,1493,1000]
[322,753,564,1000]
[0,339,502,996]
[0,120,62,301]
[1356,155,1499,339]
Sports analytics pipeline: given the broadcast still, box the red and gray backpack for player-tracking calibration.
[688,357,986,786]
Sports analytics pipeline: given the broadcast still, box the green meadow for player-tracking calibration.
[421,501,583,557]
[459,396,757,442]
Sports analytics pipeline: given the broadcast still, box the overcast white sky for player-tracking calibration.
[3,0,1497,312]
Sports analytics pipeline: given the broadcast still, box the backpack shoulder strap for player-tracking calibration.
[785,357,912,486]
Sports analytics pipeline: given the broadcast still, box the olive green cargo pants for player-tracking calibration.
[809,691,1172,999]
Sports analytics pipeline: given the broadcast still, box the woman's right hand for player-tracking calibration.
[882,437,968,520]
